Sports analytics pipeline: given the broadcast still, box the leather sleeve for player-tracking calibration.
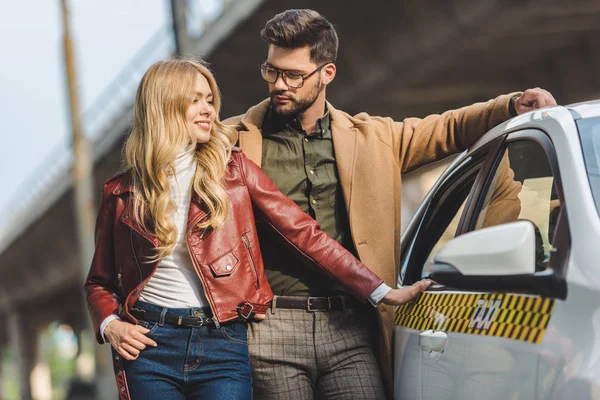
[392,92,521,174]
[238,153,384,302]
[84,182,121,344]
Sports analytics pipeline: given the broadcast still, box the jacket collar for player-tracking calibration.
[238,99,355,132]
[237,99,356,168]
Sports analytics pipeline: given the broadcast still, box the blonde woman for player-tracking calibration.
[84,58,429,400]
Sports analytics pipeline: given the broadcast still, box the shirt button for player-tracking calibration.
[226,265,232,271]
[309,170,314,175]
[311,199,317,205]
[304,137,309,142]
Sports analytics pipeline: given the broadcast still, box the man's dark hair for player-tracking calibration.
[260,9,339,64]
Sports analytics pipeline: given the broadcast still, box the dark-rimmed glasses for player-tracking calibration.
[260,63,328,88]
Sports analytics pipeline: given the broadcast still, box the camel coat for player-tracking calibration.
[224,93,518,394]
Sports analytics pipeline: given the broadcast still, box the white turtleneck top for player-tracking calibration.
[138,151,209,308]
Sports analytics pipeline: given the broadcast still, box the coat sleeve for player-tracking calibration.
[238,153,384,302]
[83,182,120,343]
[392,93,520,173]
[478,151,522,229]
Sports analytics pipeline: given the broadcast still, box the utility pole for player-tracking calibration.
[171,0,194,56]
[60,1,114,399]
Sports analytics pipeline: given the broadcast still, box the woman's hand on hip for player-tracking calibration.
[381,279,431,306]
[104,319,158,361]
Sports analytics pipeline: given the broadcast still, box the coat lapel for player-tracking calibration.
[329,104,357,213]
[237,99,271,167]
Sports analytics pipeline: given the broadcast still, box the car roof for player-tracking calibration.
[566,99,600,119]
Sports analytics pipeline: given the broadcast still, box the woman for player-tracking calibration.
[84,58,429,400]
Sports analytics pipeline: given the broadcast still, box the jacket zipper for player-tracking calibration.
[117,272,123,289]
[242,234,259,289]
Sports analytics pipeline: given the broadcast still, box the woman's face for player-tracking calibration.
[185,72,215,143]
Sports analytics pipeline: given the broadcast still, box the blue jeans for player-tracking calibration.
[123,301,252,399]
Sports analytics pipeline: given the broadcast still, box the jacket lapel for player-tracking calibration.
[119,199,159,247]
[237,99,271,167]
[187,194,208,233]
[329,104,357,214]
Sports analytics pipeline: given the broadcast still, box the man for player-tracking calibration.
[224,9,556,400]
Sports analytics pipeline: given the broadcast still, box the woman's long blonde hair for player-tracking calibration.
[124,58,238,259]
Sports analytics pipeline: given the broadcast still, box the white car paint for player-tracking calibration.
[394,100,600,399]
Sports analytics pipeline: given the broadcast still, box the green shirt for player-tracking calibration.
[258,107,356,296]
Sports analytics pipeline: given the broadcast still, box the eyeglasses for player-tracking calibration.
[260,63,328,88]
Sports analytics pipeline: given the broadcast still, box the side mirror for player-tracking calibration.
[432,221,536,276]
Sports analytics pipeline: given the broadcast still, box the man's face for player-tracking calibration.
[265,45,324,118]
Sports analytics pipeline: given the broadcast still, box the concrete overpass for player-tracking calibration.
[1,0,599,397]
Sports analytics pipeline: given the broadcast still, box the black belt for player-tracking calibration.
[273,295,362,312]
[131,308,218,328]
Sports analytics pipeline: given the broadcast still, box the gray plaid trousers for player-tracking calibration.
[247,302,387,400]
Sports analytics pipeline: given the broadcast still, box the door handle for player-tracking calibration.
[419,329,448,360]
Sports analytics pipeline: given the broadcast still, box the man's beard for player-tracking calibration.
[270,80,322,119]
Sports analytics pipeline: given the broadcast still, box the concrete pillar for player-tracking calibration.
[7,311,33,400]
[30,331,52,400]
[0,350,4,400]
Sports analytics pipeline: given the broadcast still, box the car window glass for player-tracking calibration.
[474,140,560,269]
[577,116,600,217]
[401,159,482,284]
[422,199,467,277]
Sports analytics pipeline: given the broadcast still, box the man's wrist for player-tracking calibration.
[509,94,521,117]
[368,283,393,306]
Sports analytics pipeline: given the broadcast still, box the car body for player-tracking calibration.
[394,100,600,399]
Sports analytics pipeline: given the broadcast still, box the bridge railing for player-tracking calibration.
[0,0,244,254]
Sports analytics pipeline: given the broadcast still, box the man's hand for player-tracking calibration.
[253,313,266,321]
[381,279,431,306]
[514,88,557,115]
[104,319,158,361]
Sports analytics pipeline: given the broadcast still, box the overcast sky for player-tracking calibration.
[0,0,171,214]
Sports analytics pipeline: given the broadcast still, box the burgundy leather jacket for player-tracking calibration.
[84,149,383,342]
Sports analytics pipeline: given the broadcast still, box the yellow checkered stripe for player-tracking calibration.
[394,292,554,344]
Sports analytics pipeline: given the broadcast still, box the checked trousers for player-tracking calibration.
[248,302,387,400]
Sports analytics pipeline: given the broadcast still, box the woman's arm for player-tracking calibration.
[83,184,121,343]
[83,183,157,358]
[239,152,426,303]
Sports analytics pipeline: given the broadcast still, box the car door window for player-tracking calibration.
[401,153,488,284]
[473,139,562,269]
[422,198,467,276]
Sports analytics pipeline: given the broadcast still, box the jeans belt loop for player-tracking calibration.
[339,295,347,311]
[158,307,168,327]
[271,296,277,314]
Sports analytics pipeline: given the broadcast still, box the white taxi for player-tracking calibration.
[394,100,600,399]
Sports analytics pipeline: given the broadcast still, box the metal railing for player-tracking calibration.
[0,0,250,254]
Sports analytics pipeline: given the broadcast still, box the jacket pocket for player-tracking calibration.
[208,251,239,277]
[242,234,259,289]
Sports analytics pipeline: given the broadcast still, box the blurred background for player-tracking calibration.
[1,0,599,398]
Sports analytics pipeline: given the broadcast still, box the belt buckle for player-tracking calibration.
[179,316,204,328]
[237,301,255,320]
[307,297,331,312]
